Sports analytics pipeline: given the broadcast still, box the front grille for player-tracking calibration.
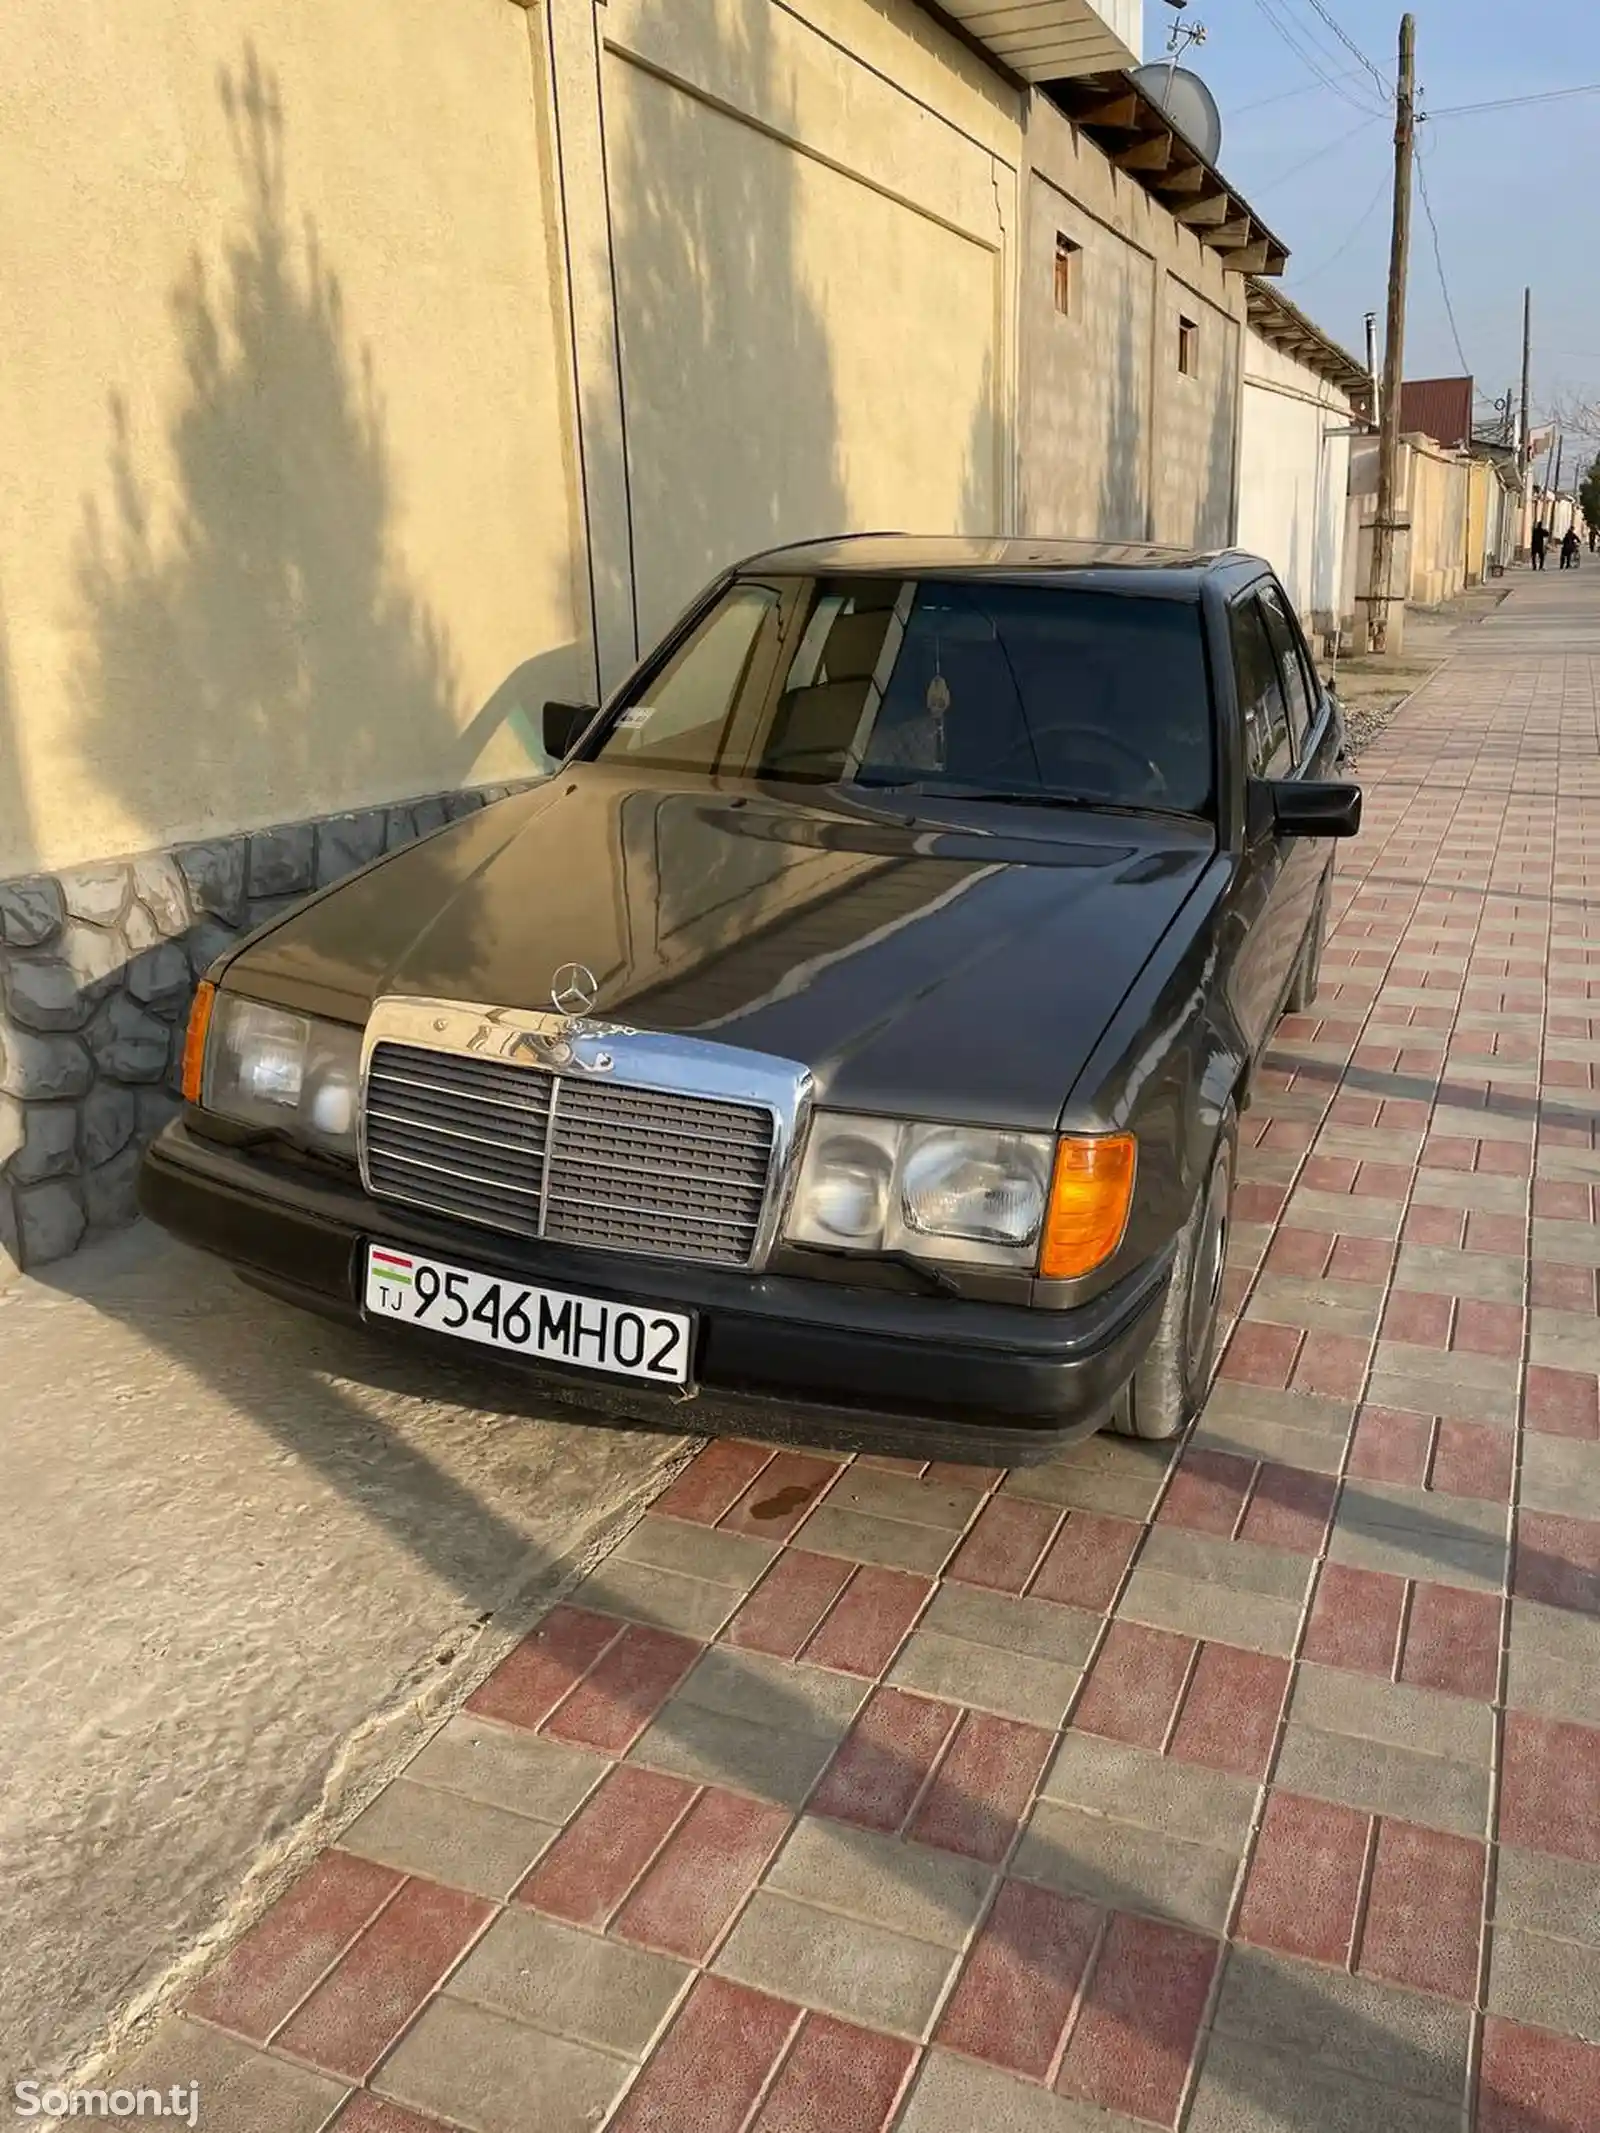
[363,1041,776,1264]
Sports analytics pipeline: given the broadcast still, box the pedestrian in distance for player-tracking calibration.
[1531,521,1548,570]
[1561,526,1580,570]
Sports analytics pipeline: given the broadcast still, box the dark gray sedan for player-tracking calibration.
[141,537,1359,1463]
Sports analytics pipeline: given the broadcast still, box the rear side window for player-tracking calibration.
[1258,583,1316,757]
[1230,596,1293,779]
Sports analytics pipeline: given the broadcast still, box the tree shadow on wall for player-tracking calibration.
[69,46,462,849]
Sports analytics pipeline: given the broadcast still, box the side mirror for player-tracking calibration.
[1252,777,1363,840]
[542,700,596,761]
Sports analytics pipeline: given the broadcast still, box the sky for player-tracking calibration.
[1139,0,1600,461]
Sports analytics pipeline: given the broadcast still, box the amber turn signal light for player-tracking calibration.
[181,980,215,1105]
[1040,1133,1137,1279]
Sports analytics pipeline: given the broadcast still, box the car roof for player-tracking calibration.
[733,533,1269,598]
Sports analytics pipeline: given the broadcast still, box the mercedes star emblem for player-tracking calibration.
[550,962,600,1018]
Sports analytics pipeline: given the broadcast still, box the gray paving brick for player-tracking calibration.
[1394,1242,1525,1303]
[898,2051,1123,2133]
[1489,1925,1600,2044]
[715,1888,956,2037]
[923,1582,1099,1666]
[822,1468,984,1532]
[1518,1434,1600,1518]
[614,1516,777,1589]
[765,1817,991,1947]
[1329,1486,1508,1590]
[1534,1217,1600,1269]
[1225,1218,1275,1272]
[1364,1368,1518,1431]
[1495,1847,1600,1945]
[1211,1946,1471,2101]
[1433,1103,1531,1143]
[1410,1170,1528,1214]
[114,2016,345,2133]
[1192,1383,1353,1474]
[1287,1187,1404,1237]
[672,1647,868,1735]
[1537,1148,1600,1186]
[341,1776,555,1898]
[1530,1309,1600,1373]
[797,1505,960,1575]
[1507,1601,1600,1725]
[1042,1731,1257,1849]
[1013,1797,1241,1932]
[1250,1273,1384,1338]
[1373,1342,1520,1393]
[888,1626,1080,1726]
[582,1558,747,1638]
[1313,1124,1426,1164]
[1273,1724,1489,1836]
[1289,1663,1494,1762]
[405,1715,607,1822]
[376,1993,629,2133]
[629,1699,843,1807]
[1120,1566,1303,1656]
[1003,1435,1172,1518]
[1186,2033,1462,2133]
[1138,1524,1313,1600]
[447,1907,687,2056]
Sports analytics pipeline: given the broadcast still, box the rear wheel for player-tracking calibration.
[1114,1115,1236,1441]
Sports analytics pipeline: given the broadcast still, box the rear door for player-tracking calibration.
[1226,587,1300,1058]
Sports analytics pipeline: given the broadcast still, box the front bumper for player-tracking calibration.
[138,1122,1173,1465]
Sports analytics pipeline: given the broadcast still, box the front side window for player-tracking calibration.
[594,576,1215,815]
[1230,596,1292,780]
[596,584,782,774]
[1257,582,1316,755]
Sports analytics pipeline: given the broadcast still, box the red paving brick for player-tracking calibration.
[1514,1510,1600,1616]
[1500,1713,1600,1865]
[946,1495,1060,1593]
[1236,1792,1370,1964]
[1071,1620,1195,1751]
[1357,1819,1484,2002]
[1525,1367,1600,1440]
[610,1976,799,2133]
[1329,1234,1394,1283]
[801,1566,931,1677]
[517,1765,695,1928]
[333,2100,458,2133]
[1400,1580,1502,1702]
[273,1878,492,2079]
[909,1712,1054,1865]
[1265,1227,1335,1277]
[1383,1291,1454,1348]
[1291,1331,1371,1399]
[1167,1643,1290,1780]
[1027,1510,1142,1612]
[936,1877,1099,2080]
[652,1441,774,1525]
[1531,1262,1598,1313]
[613,1787,790,1963]
[719,1453,842,1541]
[186,1850,402,2041]
[725,1550,854,1660]
[463,1606,619,1731]
[1237,1463,1339,1553]
[541,1622,701,1754]
[1454,1299,1525,1357]
[1478,2018,1600,2133]
[1156,1448,1254,1537]
[1055,1911,1218,2129]
[1348,1405,1433,1486]
[1430,1419,1516,1502]
[1303,1562,1406,1677]
[809,1686,960,1834]
[1218,1321,1302,1388]
[750,2014,916,2133]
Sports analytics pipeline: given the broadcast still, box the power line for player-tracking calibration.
[1257,112,1385,191]
[1287,169,1390,287]
[1292,0,1392,99]
[1428,82,1600,118]
[1414,153,1472,377]
[1233,72,1368,116]
[1249,0,1385,116]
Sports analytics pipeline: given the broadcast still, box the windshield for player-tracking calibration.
[591,575,1214,815]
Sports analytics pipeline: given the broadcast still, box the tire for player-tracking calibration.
[1114,1114,1237,1441]
[1283,875,1328,1015]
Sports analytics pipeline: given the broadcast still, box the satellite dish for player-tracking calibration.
[1130,64,1224,166]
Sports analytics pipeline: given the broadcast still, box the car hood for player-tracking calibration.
[231,770,1213,1130]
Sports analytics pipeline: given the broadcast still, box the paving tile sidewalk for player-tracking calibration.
[119,573,1600,2129]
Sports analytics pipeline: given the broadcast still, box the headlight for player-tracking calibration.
[786,1113,1135,1275]
[195,991,362,1155]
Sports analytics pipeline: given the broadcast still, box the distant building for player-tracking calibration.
[1398,377,1475,451]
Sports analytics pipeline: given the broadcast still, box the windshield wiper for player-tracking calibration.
[857,782,1181,820]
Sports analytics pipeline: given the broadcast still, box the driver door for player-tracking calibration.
[1227,589,1301,1060]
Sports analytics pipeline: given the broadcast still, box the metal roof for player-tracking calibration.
[736,533,1261,591]
[1399,377,1475,451]
[921,0,1138,84]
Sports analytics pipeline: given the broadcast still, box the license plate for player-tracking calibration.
[362,1245,695,1386]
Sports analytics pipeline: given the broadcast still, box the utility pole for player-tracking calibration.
[1518,287,1532,555]
[1367,14,1416,655]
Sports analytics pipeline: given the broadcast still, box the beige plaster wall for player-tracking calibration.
[0,0,588,879]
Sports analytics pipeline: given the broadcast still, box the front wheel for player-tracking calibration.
[1113,1115,1236,1441]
